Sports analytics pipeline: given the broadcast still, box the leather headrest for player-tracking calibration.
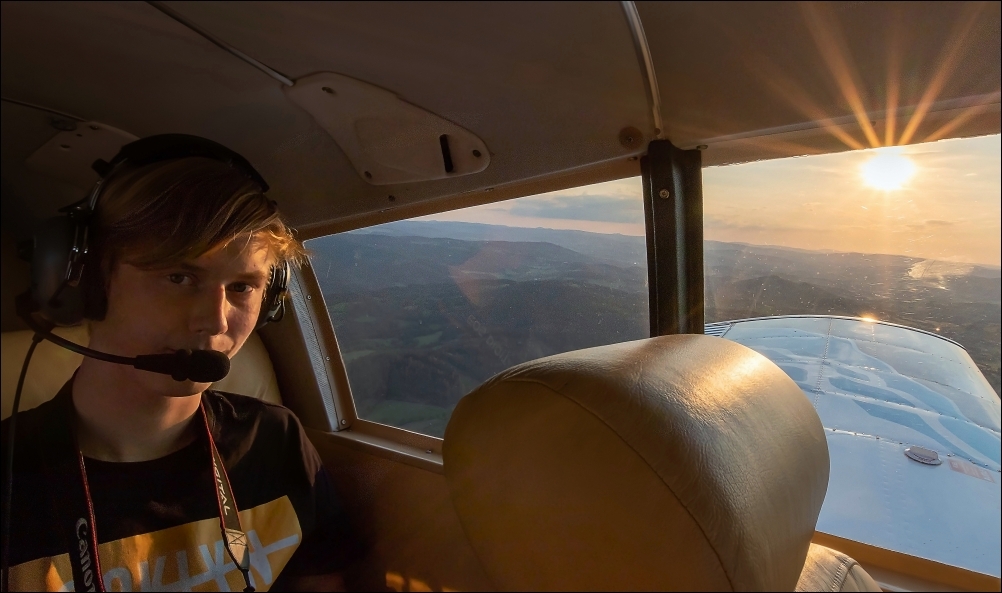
[443,335,829,591]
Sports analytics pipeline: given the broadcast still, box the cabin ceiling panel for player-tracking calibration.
[2,2,999,234]
[1,1,336,230]
[639,1,1001,163]
[1,1,651,233]
[158,0,652,221]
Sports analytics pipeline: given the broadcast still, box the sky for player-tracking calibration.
[418,134,1001,267]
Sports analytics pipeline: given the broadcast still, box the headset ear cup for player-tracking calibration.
[30,217,87,326]
[256,261,290,329]
[270,292,287,324]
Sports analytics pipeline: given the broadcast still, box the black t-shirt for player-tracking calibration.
[1,381,354,592]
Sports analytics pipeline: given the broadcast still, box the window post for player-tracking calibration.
[642,140,704,336]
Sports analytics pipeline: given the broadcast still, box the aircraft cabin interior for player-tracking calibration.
[1,2,1000,592]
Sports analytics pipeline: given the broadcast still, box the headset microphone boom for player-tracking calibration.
[16,297,231,383]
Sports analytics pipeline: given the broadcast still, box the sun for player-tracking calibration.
[860,147,917,191]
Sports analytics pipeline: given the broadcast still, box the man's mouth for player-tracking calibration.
[167,346,229,357]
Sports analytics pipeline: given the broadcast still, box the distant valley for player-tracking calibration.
[309,220,1001,436]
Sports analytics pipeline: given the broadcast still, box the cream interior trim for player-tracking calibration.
[347,419,443,456]
[286,263,345,430]
[327,422,443,475]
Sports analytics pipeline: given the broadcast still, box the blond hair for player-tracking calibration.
[92,157,306,271]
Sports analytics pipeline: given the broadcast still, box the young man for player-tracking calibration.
[2,146,357,591]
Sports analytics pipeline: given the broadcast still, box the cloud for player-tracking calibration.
[906,219,958,230]
[704,215,820,233]
[508,195,644,224]
[704,219,778,232]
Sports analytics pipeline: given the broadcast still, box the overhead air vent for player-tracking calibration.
[284,72,491,186]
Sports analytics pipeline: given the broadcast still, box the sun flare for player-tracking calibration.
[860,147,917,191]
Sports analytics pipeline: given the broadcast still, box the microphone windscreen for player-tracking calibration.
[187,350,230,383]
[133,349,230,383]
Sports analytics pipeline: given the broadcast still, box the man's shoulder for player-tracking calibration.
[205,391,324,510]
[203,390,317,468]
[0,394,68,463]
[0,398,57,434]
[204,389,303,434]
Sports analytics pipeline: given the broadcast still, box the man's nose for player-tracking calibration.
[190,284,229,336]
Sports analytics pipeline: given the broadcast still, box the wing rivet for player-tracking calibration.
[904,446,941,465]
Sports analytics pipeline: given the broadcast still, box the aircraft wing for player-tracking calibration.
[708,315,1001,578]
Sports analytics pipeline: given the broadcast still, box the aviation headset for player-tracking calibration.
[23,133,290,329]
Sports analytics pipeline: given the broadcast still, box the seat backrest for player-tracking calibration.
[443,334,830,591]
[1,326,281,420]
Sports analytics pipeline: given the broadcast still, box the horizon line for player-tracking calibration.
[367,219,1002,270]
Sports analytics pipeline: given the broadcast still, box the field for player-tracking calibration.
[309,221,1001,436]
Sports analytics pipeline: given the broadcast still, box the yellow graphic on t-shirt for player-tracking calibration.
[9,496,302,592]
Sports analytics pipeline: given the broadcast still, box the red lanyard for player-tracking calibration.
[200,400,254,592]
[68,397,254,592]
[71,448,102,592]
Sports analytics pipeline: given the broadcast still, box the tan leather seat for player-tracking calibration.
[796,544,880,592]
[443,335,880,591]
[2,325,282,420]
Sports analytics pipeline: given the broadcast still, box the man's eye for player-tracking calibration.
[229,283,253,294]
[168,273,192,285]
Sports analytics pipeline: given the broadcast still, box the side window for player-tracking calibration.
[307,180,648,437]
[702,135,1001,396]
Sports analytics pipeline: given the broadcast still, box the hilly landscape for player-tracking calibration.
[309,220,1001,436]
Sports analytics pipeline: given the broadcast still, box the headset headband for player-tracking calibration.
[92,134,269,192]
